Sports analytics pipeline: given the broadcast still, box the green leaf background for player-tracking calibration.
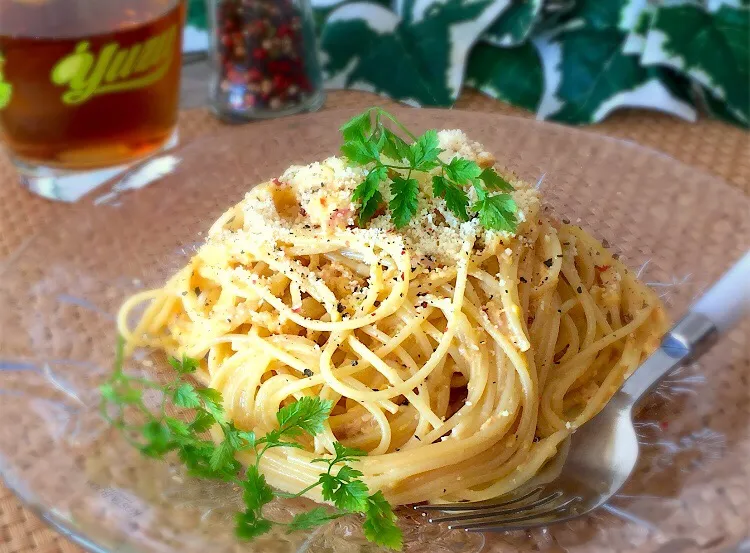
[189,0,749,127]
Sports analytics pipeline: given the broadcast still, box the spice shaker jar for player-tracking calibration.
[207,0,325,121]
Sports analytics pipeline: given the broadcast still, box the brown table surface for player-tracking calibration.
[1,88,749,553]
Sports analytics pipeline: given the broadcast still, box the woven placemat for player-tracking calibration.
[0,89,748,553]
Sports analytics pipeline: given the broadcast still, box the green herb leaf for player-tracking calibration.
[478,167,514,192]
[165,417,191,437]
[320,471,370,513]
[197,387,225,421]
[332,442,368,463]
[341,139,378,165]
[363,491,402,550]
[341,131,386,166]
[140,420,173,458]
[190,410,216,433]
[334,464,365,482]
[380,127,411,162]
[432,176,470,221]
[389,177,420,228]
[444,157,482,184]
[101,382,142,405]
[173,382,201,408]
[353,166,387,226]
[408,130,441,171]
[242,466,275,512]
[473,194,518,233]
[169,354,199,374]
[235,510,273,541]
[275,396,333,438]
[358,188,383,226]
[209,440,237,472]
[311,442,368,465]
[286,507,344,532]
[340,110,373,141]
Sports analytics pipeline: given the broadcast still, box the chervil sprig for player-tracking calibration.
[100,339,403,550]
[340,107,518,233]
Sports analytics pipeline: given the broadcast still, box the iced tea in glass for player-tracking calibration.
[0,0,185,199]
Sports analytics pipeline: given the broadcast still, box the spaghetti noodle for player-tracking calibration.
[118,130,667,506]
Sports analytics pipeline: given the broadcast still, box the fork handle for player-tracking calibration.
[691,250,750,333]
[620,251,750,402]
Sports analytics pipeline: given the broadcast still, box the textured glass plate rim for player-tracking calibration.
[0,107,745,553]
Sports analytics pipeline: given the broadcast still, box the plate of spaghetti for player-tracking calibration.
[0,107,748,553]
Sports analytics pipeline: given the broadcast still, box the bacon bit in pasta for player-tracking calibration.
[596,265,610,272]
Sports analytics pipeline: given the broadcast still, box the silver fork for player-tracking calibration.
[415,251,750,532]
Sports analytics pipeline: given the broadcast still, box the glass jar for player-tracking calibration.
[206,0,325,121]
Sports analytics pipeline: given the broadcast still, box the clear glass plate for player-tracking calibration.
[0,108,748,553]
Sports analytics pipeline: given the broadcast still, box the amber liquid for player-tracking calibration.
[0,0,184,169]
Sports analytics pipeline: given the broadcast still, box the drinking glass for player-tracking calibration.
[0,0,185,200]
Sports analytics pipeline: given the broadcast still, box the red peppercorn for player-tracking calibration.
[247,68,263,82]
[272,73,289,93]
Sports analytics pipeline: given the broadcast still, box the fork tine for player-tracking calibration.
[413,486,545,512]
[425,490,563,524]
[447,497,580,531]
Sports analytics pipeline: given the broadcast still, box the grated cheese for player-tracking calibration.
[231,130,541,265]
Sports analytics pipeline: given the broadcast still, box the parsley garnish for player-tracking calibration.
[340,107,518,232]
[101,338,402,550]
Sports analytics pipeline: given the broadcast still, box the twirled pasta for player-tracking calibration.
[119,130,667,506]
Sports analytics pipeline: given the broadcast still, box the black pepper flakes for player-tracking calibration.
[543,258,553,268]
[577,286,583,293]
[519,276,528,283]
[303,368,313,377]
